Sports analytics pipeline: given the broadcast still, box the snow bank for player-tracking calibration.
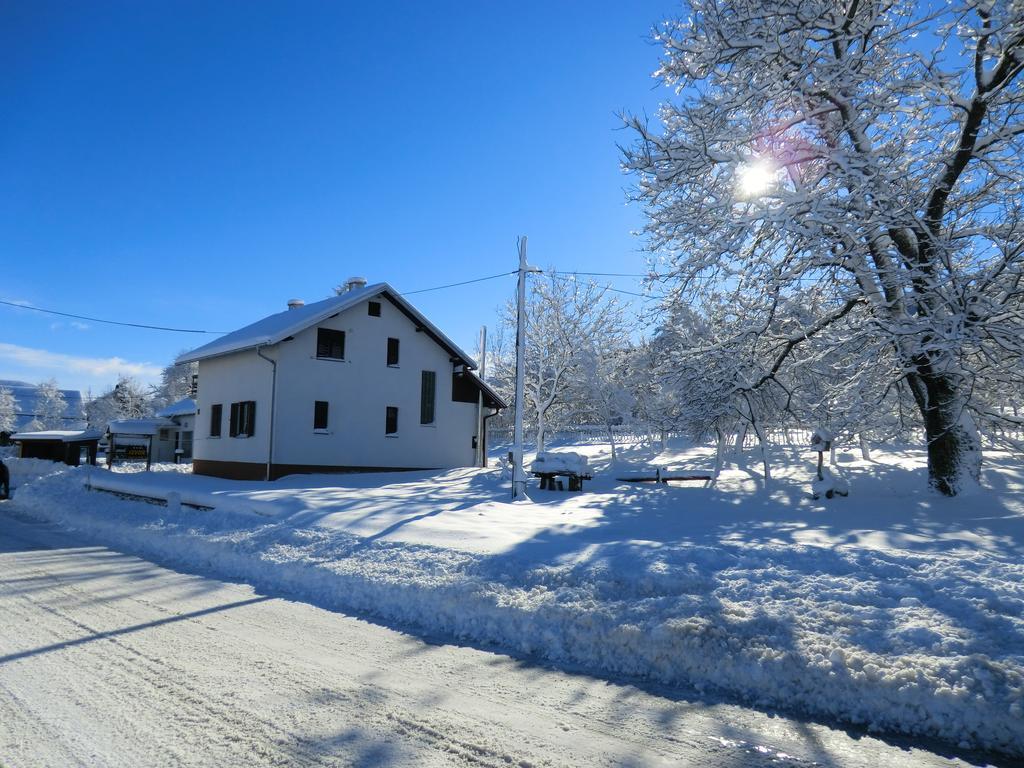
[89,469,281,517]
[9,462,1024,757]
[2,457,69,491]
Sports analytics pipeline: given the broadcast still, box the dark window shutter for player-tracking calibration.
[317,329,345,359]
[385,406,398,435]
[210,404,222,437]
[229,402,239,437]
[244,401,256,436]
[314,401,329,430]
[368,301,381,317]
[387,338,400,366]
[420,371,436,424]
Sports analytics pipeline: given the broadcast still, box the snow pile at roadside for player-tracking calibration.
[2,457,70,491]
[89,468,281,517]
[9,465,1024,757]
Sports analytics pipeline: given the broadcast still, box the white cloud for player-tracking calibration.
[0,342,162,392]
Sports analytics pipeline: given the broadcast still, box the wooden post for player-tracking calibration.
[146,435,152,471]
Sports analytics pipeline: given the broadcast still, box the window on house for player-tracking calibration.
[158,429,170,441]
[368,301,381,317]
[385,406,398,435]
[210,404,222,437]
[316,328,345,360]
[314,400,329,431]
[420,371,436,424]
[229,401,256,437]
[387,337,400,366]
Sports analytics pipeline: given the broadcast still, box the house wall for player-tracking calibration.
[192,351,275,476]
[192,296,480,478]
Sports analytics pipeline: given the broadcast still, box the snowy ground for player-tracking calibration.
[0,512,1006,768]
[3,441,1023,759]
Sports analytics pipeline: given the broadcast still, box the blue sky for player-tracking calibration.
[1,1,673,395]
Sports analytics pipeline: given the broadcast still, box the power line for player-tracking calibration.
[0,298,228,334]
[404,271,517,295]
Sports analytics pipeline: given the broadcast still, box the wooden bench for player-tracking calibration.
[617,468,713,485]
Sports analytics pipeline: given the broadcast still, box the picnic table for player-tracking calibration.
[530,451,592,492]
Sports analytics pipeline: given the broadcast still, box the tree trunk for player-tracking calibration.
[713,427,727,483]
[535,409,546,454]
[754,423,771,486]
[606,420,618,463]
[733,423,747,456]
[908,371,981,495]
[858,433,872,461]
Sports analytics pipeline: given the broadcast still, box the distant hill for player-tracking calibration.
[0,380,86,431]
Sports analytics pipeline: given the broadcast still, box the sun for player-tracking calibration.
[736,160,775,198]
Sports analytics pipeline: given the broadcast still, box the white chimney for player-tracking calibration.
[340,276,367,293]
[287,299,305,310]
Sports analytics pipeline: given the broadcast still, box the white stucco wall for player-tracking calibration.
[193,350,275,466]
[193,295,481,472]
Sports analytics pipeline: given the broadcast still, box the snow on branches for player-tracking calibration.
[624,0,1024,494]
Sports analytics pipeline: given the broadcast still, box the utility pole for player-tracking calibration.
[512,236,537,500]
[475,325,487,468]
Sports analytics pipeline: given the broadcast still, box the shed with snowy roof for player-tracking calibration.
[175,279,506,480]
[11,429,102,466]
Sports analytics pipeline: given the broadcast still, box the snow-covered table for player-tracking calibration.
[530,452,592,491]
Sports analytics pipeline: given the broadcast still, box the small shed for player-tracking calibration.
[154,397,197,461]
[107,418,177,470]
[11,429,102,466]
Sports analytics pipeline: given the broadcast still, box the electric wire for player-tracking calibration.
[0,298,228,334]
[404,271,517,295]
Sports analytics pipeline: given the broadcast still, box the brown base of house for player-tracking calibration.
[193,459,437,481]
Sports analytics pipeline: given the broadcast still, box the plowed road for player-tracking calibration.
[0,510,1004,767]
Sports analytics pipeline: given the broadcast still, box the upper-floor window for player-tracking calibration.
[387,337,400,367]
[229,401,256,437]
[209,403,222,437]
[368,301,381,317]
[314,400,329,431]
[317,328,345,360]
[385,406,399,435]
[420,371,436,424]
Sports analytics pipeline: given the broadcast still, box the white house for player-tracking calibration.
[176,279,505,480]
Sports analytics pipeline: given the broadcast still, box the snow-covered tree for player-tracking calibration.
[0,386,17,434]
[151,358,198,410]
[33,379,67,430]
[86,375,152,430]
[624,0,1024,495]
[494,273,634,451]
[573,309,635,461]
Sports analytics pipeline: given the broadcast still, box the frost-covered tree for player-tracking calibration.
[624,0,1024,494]
[0,386,17,433]
[86,375,152,430]
[573,310,635,461]
[494,274,633,451]
[33,379,67,430]
[151,358,198,410]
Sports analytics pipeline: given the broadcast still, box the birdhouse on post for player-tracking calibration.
[810,427,848,500]
[809,428,833,481]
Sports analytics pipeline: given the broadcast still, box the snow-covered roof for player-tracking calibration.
[108,418,176,436]
[176,283,477,368]
[155,398,197,418]
[11,429,103,442]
